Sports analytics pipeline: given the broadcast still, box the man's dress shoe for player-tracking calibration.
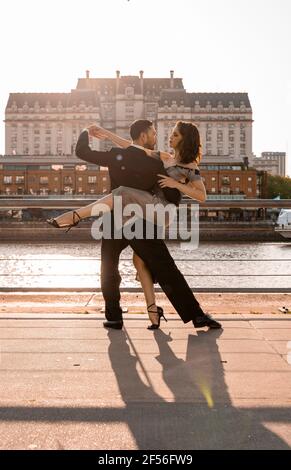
[103,320,123,330]
[193,314,221,329]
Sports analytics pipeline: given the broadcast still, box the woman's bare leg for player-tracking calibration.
[53,193,113,226]
[133,252,159,326]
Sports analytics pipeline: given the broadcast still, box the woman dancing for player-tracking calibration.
[47,121,206,329]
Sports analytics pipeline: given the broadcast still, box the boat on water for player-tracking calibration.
[275,209,291,239]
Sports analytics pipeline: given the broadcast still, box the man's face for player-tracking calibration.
[143,125,157,150]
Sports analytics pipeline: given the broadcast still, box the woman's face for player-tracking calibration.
[169,126,183,150]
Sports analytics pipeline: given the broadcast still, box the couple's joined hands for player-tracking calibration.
[87,124,108,140]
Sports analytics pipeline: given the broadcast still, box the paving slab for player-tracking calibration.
[0,312,290,450]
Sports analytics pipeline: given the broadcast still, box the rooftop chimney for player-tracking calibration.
[86,70,90,79]
[116,70,121,94]
[170,70,174,88]
[139,70,144,94]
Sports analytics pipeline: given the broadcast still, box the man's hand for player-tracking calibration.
[158,174,179,189]
[87,125,108,140]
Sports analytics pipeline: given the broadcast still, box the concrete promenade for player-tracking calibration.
[0,293,290,450]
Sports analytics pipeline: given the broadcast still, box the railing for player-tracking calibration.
[0,198,290,209]
[0,257,290,294]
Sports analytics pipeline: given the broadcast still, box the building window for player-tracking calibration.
[217,131,223,141]
[248,187,252,193]
[235,187,240,193]
[40,176,49,184]
[40,188,49,195]
[235,177,240,181]
[16,176,24,184]
[221,187,230,194]
[211,188,216,193]
[64,176,73,184]
[88,176,97,184]
[222,176,230,185]
[4,176,13,184]
[248,177,252,181]
[211,177,216,181]
[64,187,73,194]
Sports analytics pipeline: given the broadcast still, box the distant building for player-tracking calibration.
[4,71,261,198]
[0,156,260,199]
[0,156,109,196]
[199,162,258,199]
[252,152,286,177]
[5,70,253,165]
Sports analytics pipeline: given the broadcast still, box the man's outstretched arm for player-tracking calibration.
[75,130,113,166]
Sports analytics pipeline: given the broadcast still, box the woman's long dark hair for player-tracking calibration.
[176,121,202,164]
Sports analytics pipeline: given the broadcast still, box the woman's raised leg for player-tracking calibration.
[48,193,113,228]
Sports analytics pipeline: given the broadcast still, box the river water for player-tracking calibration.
[0,241,290,289]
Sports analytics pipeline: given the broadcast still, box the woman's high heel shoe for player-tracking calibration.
[46,210,81,233]
[147,303,167,330]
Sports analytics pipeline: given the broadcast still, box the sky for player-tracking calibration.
[0,0,290,175]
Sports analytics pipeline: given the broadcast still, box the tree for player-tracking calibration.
[267,175,291,199]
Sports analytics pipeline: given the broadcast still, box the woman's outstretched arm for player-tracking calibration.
[88,125,131,148]
[88,125,175,163]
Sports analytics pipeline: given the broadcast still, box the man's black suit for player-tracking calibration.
[76,130,204,323]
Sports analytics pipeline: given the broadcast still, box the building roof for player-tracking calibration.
[144,78,184,91]
[159,90,188,106]
[187,92,251,108]
[6,90,99,111]
[76,76,184,95]
[158,91,251,109]
[6,78,251,112]
[76,78,116,94]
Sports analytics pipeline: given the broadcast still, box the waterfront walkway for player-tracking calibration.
[0,293,290,450]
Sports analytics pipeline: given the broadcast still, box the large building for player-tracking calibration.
[252,152,286,177]
[3,71,262,198]
[5,89,100,157]
[4,70,253,165]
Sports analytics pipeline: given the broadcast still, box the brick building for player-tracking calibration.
[0,157,109,196]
